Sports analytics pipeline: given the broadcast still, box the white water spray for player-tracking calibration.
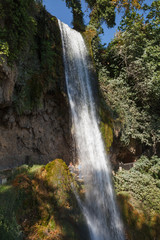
[58,20,124,240]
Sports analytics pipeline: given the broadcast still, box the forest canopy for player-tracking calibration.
[93,0,160,152]
[63,0,145,29]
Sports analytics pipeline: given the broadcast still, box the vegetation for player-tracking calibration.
[0,160,87,240]
[0,0,160,239]
[0,0,40,63]
[91,0,160,152]
[114,155,160,239]
[81,3,160,237]
[63,0,160,153]
[63,0,85,30]
[115,155,160,213]
[13,9,63,114]
[0,0,64,114]
[63,0,144,30]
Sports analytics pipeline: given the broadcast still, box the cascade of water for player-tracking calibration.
[58,20,125,240]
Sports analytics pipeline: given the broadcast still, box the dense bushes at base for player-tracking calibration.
[117,192,160,240]
[114,155,160,239]
[115,155,160,213]
[0,210,22,240]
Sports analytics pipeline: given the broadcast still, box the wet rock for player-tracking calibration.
[0,94,73,170]
[43,113,49,122]
[110,136,143,171]
[0,62,17,107]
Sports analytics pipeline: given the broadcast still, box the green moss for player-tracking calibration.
[99,105,114,152]
[0,185,12,194]
[0,159,87,240]
[100,121,113,152]
[0,0,39,63]
[82,26,97,59]
[28,165,43,175]
[8,4,65,114]
[45,159,80,209]
[117,192,160,240]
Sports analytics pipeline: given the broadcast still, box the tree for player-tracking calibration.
[94,1,160,151]
[63,0,144,30]
[63,0,85,30]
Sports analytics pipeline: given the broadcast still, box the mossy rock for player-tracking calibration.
[10,3,65,114]
[100,121,113,152]
[0,160,87,240]
[99,105,114,152]
[82,26,97,58]
[117,192,160,240]
[44,159,75,208]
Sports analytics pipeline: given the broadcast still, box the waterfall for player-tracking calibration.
[58,20,124,240]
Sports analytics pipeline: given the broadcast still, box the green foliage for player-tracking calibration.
[0,0,39,63]
[112,0,143,12]
[0,211,22,240]
[132,155,154,174]
[115,155,160,239]
[63,0,85,30]
[0,41,9,64]
[0,182,24,240]
[63,0,145,30]
[93,2,160,149]
[0,161,86,240]
[117,192,160,240]
[83,0,144,30]
[85,0,116,29]
[9,5,63,114]
[114,155,160,214]
[0,165,39,240]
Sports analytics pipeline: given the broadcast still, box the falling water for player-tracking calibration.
[58,20,124,240]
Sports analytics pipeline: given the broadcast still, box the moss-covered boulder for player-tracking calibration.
[117,192,160,240]
[0,159,88,240]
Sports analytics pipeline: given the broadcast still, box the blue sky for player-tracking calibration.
[43,0,123,44]
[43,0,152,45]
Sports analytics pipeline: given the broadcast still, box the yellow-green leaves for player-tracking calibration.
[0,41,9,64]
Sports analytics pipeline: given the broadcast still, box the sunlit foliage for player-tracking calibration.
[92,1,160,151]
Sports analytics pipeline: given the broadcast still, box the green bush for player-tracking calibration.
[0,211,22,240]
[114,155,160,213]
[114,155,160,239]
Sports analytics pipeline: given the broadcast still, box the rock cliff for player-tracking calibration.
[0,92,72,170]
[0,2,73,170]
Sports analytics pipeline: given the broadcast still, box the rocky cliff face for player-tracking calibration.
[0,92,72,170]
[0,62,17,107]
[0,3,73,170]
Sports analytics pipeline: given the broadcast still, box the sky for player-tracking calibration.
[43,0,123,45]
[43,0,152,45]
